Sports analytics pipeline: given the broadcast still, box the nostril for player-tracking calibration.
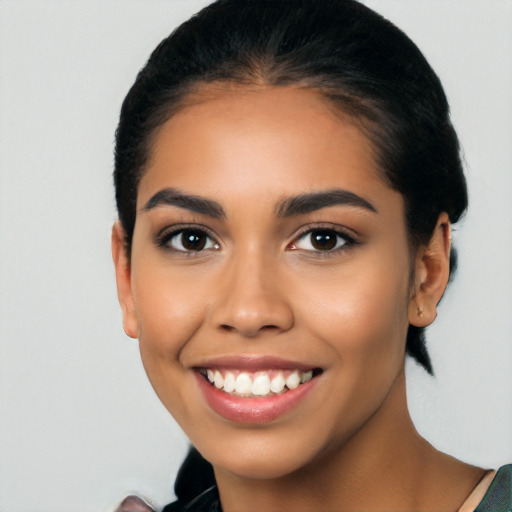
[219,323,280,336]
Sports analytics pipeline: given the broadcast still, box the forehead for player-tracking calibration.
[139,85,390,210]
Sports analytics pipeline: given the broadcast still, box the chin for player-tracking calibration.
[198,431,328,481]
[214,453,307,480]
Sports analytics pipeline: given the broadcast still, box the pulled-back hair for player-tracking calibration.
[114,0,468,374]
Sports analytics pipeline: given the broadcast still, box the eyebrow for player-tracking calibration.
[142,188,226,219]
[142,187,376,220]
[275,189,377,217]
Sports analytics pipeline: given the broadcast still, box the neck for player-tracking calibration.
[214,370,483,512]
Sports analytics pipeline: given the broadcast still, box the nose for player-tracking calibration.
[211,253,294,338]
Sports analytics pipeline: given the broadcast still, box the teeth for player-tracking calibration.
[301,370,313,384]
[270,374,285,393]
[205,368,316,397]
[252,375,271,396]
[214,370,224,389]
[223,372,236,393]
[285,370,300,390]
[235,373,253,394]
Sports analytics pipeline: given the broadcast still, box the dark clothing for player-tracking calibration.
[162,486,219,512]
[475,465,512,512]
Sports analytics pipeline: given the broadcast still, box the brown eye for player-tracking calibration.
[181,230,208,251]
[290,228,351,253]
[310,230,338,251]
[163,228,219,253]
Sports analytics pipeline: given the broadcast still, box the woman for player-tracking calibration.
[112,1,511,510]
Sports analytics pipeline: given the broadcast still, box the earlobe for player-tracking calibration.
[408,212,451,328]
[111,221,139,339]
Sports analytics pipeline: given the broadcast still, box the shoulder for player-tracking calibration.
[475,465,512,512]
[162,486,220,512]
[114,495,156,512]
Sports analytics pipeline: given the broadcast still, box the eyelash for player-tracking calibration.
[155,224,358,257]
[287,225,358,257]
[156,225,220,254]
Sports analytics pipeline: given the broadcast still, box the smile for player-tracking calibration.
[199,368,319,398]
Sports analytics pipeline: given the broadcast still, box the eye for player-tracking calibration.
[289,228,351,253]
[161,228,220,253]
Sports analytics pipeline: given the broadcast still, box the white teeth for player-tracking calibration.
[223,372,236,393]
[270,373,286,393]
[235,373,253,394]
[285,370,300,390]
[252,375,271,396]
[301,370,313,384]
[205,368,317,396]
[214,370,224,389]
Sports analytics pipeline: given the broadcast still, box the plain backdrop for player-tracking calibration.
[1,1,511,511]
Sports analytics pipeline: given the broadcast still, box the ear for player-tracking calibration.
[111,221,139,339]
[408,212,451,327]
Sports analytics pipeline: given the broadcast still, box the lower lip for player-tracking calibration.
[195,372,318,424]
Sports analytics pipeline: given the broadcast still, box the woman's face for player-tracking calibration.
[116,86,418,478]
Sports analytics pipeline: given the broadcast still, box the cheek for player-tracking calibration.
[130,258,211,404]
[131,253,207,349]
[294,256,410,367]
[135,283,199,354]
[291,262,411,433]
[132,266,214,426]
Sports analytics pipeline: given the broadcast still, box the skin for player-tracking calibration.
[112,86,484,511]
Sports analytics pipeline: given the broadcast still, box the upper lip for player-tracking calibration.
[191,355,321,372]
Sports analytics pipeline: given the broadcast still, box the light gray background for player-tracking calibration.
[1,1,511,511]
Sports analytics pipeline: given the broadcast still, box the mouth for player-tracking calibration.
[193,356,324,423]
[197,367,323,398]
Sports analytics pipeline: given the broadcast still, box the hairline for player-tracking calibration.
[129,80,422,255]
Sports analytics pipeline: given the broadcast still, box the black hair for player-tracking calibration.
[114,0,467,375]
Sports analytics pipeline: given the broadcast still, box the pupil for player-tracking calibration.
[181,230,206,251]
[311,230,337,250]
